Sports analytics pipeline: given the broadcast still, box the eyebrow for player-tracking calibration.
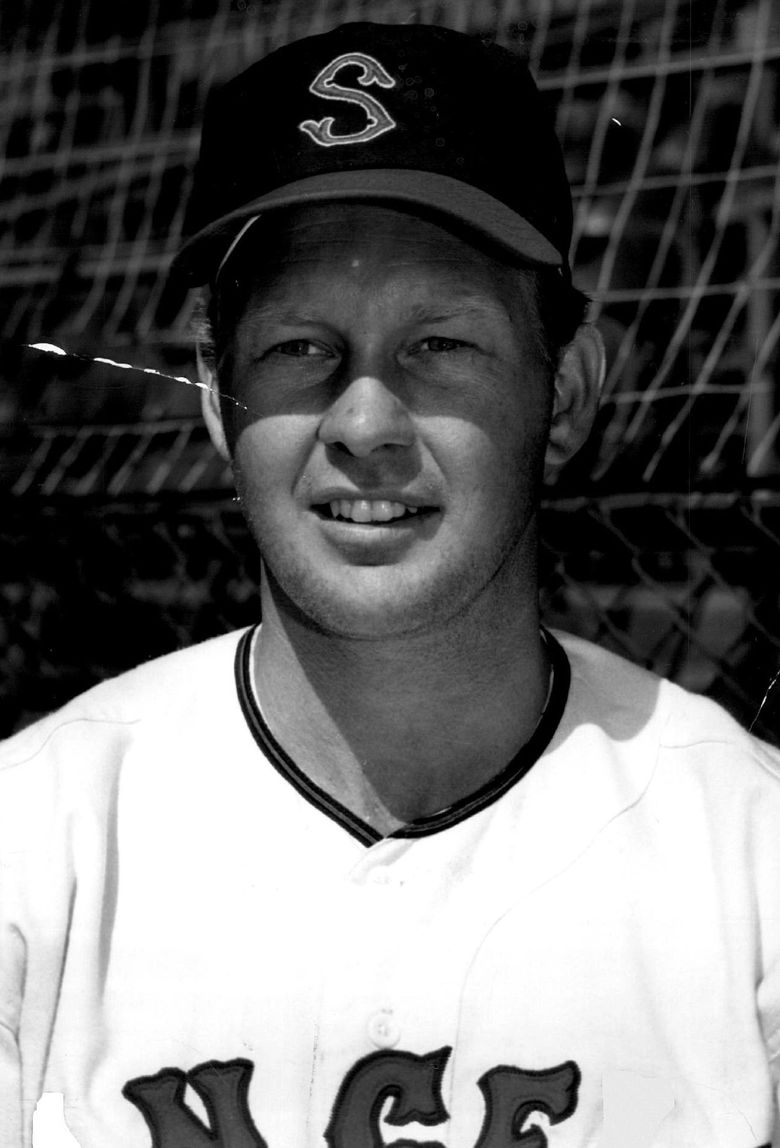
[242,298,510,328]
[403,301,507,325]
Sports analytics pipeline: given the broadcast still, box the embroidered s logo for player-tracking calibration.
[298,52,397,147]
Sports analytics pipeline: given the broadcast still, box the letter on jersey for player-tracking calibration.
[325,1046,451,1147]
[474,1061,581,1147]
[122,1058,267,1148]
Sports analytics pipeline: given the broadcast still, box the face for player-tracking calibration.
[213,203,557,640]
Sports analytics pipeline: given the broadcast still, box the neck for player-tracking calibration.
[253,582,551,835]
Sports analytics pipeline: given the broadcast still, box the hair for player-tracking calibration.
[522,268,590,372]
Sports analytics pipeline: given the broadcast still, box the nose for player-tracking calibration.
[318,373,415,458]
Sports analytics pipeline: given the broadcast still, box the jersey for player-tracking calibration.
[1,626,780,1148]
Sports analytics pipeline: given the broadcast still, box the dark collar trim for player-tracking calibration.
[234,627,570,848]
[390,630,570,838]
[235,628,378,846]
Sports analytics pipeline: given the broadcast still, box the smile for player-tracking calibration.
[320,499,429,524]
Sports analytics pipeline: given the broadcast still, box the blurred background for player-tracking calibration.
[1,0,778,742]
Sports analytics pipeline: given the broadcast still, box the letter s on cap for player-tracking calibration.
[299,52,397,147]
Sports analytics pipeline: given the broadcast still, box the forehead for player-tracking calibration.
[220,203,536,315]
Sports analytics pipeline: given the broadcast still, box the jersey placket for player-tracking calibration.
[308,836,435,1140]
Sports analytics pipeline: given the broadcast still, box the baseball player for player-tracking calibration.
[3,21,780,1148]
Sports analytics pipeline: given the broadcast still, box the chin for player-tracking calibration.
[271,578,441,640]
[263,557,508,642]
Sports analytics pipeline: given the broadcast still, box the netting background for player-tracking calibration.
[1,0,779,742]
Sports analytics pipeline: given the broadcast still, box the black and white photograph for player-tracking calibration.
[1,1,779,1145]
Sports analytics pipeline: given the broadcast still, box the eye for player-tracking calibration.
[268,339,329,358]
[415,336,472,354]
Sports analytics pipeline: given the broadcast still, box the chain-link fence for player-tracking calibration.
[1,0,779,741]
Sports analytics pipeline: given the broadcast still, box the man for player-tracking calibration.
[2,20,780,1148]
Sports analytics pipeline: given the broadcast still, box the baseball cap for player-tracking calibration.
[172,22,573,285]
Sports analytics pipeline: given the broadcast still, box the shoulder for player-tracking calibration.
[0,628,250,803]
[554,628,780,786]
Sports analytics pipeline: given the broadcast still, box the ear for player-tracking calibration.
[197,342,230,462]
[544,323,605,483]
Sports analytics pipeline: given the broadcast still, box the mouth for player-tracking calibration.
[314,498,435,525]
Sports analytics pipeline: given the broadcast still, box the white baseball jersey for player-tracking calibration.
[1,626,779,1148]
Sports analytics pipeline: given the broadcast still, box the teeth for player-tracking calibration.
[327,499,419,523]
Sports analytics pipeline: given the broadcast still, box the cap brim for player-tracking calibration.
[172,168,564,285]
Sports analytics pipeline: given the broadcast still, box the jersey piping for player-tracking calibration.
[234,626,571,846]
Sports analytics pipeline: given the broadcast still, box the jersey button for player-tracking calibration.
[367,1010,400,1048]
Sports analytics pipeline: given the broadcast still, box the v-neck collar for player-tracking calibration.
[234,626,570,847]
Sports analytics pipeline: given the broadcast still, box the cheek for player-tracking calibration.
[232,421,279,490]
[432,417,541,541]
[231,415,314,502]
[455,350,553,450]
[474,392,553,479]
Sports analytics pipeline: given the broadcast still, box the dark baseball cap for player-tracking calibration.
[172,22,573,285]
